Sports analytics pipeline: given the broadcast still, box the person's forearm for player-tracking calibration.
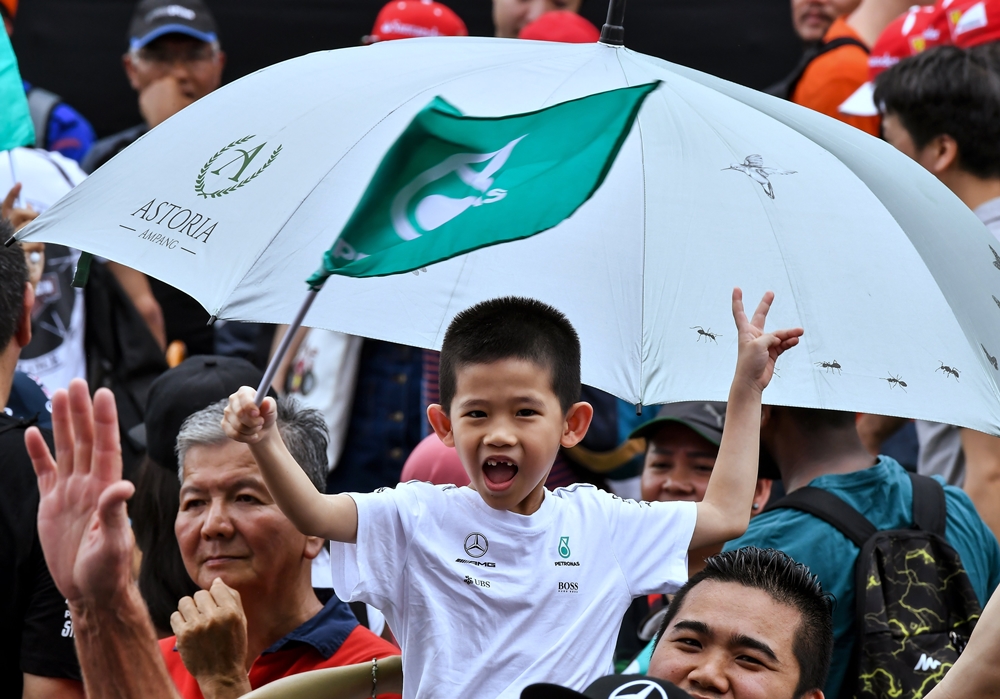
[197,675,252,699]
[69,584,178,699]
[248,434,355,541]
[243,656,403,699]
[694,381,762,548]
[107,262,167,349]
[960,428,1000,541]
[926,585,1000,699]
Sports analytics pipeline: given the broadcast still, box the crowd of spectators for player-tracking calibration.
[4,0,1000,698]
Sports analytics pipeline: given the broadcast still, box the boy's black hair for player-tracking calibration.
[874,45,1000,179]
[655,547,834,698]
[0,219,28,351]
[438,296,581,413]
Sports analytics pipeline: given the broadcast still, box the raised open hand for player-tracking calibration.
[24,379,135,606]
[2,183,40,231]
[732,288,803,393]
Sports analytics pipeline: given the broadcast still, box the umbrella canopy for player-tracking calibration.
[17,37,1000,433]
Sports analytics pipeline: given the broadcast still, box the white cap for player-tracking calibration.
[839,81,877,117]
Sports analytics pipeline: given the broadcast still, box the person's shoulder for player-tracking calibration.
[392,480,468,496]
[81,124,148,173]
[726,506,820,552]
[793,20,869,102]
[326,625,400,667]
[940,477,998,540]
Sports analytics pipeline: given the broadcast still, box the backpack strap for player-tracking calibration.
[766,486,877,548]
[765,37,871,99]
[908,472,947,536]
[26,86,62,149]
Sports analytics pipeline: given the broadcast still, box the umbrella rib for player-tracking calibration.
[632,62,823,403]
[616,49,648,407]
[223,48,597,317]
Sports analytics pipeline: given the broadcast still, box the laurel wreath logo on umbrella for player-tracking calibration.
[195,135,282,199]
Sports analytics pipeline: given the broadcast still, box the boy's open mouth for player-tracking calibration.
[482,457,518,489]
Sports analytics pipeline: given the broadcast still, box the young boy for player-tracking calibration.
[223,289,801,698]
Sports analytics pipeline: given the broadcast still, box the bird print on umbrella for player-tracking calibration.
[724,155,796,199]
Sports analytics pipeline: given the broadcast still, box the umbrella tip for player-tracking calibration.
[207,315,218,326]
[3,234,16,247]
[636,403,642,416]
[598,0,626,46]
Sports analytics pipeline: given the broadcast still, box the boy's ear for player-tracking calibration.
[922,133,960,176]
[561,401,594,448]
[427,404,455,447]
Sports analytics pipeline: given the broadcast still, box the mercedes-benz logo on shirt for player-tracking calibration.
[608,680,670,699]
[464,532,489,558]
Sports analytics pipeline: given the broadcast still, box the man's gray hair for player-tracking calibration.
[176,396,329,491]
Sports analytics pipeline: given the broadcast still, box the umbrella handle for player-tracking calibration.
[255,287,321,406]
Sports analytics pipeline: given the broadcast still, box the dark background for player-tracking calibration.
[11,0,804,139]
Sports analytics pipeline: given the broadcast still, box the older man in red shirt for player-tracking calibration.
[160,396,399,698]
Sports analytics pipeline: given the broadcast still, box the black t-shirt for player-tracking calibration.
[0,414,81,691]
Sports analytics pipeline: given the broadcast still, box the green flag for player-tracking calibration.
[308,82,659,285]
[0,31,34,152]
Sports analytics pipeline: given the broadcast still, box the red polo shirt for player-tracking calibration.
[160,596,400,698]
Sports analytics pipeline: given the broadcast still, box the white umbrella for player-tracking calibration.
[16,35,1000,433]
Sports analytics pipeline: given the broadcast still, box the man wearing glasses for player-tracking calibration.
[83,0,224,174]
[82,0,226,360]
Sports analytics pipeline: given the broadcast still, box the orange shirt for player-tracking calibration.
[791,17,881,137]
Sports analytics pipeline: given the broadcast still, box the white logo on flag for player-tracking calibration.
[955,2,987,34]
[390,135,527,241]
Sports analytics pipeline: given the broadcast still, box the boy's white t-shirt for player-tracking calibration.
[328,481,697,699]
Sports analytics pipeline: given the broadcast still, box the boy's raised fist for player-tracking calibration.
[222,386,277,444]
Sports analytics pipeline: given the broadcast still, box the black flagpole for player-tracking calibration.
[599,0,627,46]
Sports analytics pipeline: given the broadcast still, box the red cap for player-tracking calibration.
[400,434,470,487]
[518,11,600,43]
[868,5,950,81]
[366,0,468,43]
[840,5,949,117]
[941,0,1000,47]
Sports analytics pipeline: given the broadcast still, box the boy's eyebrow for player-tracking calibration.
[457,396,548,409]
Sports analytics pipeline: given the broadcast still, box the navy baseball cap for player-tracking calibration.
[128,0,218,51]
[129,355,271,473]
[629,401,727,445]
[522,675,693,699]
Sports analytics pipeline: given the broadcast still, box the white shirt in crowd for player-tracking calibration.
[329,481,696,699]
[1,148,87,392]
[916,196,1000,486]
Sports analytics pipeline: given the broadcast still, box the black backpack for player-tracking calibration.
[768,473,981,699]
[765,37,870,100]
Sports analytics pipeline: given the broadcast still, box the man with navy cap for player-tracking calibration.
[83,0,226,361]
[83,0,224,173]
